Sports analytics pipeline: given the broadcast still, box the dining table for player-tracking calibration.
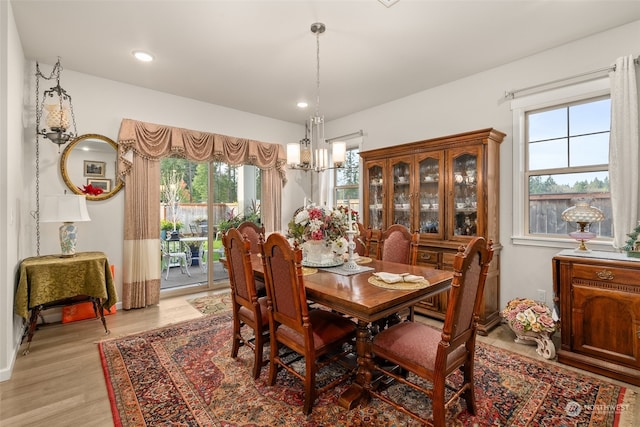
[248,254,453,409]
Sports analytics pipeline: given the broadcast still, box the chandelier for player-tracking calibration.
[35,58,77,149]
[287,22,346,173]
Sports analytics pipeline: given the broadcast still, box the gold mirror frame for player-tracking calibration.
[60,134,124,201]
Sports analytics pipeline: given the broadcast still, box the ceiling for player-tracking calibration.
[11,1,640,124]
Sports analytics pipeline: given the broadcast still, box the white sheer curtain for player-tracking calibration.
[609,55,639,249]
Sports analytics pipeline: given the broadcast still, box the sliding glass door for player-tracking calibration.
[160,157,261,291]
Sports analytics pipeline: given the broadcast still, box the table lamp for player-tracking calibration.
[40,194,91,257]
[561,198,605,252]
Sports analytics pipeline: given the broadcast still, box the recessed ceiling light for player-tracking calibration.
[132,50,154,62]
[297,101,308,109]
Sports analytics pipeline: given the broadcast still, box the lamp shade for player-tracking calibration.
[287,142,300,166]
[332,141,346,165]
[561,199,605,224]
[40,195,91,223]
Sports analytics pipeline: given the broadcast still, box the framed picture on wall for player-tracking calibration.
[87,178,111,192]
[84,160,106,177]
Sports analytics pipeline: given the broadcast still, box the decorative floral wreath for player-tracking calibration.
[501,298,557,334]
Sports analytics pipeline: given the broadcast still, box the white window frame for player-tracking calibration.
[334,146,361,206]
[510,78,613,249]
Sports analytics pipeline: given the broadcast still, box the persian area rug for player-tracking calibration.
[187,293,233,315]
[99,313,636,427]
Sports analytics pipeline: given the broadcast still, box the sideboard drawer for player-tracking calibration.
[572,263,638,285]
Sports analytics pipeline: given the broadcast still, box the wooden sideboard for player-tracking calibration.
[360,128,505,334]
[553,250,640,386]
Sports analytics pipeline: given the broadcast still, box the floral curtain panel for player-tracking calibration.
[117,118,286,309]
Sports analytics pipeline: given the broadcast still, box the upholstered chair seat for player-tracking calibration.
[275,309,357,350]
[370,237,493,427]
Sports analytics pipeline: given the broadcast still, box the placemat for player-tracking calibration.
[367,276,431,290]
[319,265,375,276]
[355,256,373,264]
[302,267,317,275]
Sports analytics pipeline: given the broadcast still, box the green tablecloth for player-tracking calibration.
[14,251,118,319]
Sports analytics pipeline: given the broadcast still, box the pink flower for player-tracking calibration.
[532,305,547,314]
[308,208,324,221]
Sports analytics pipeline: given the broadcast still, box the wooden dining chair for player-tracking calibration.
[237,221,265,254]
[375,224,419,322]
[222,228,269,379]
[370,237,493,427]
[259,232,357,415]
[355,222,372,257]
[376,223,419,265]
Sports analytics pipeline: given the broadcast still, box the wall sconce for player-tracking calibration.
[36,58,77,149]
[561,198,605,251]
[40,194,91,257]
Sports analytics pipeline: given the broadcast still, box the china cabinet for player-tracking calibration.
[360,128,505,334]
[553,250,640,386]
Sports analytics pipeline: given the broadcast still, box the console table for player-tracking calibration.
[14,251,118,354]
[553,250,640,386]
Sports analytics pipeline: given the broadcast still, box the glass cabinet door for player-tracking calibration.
[449,148,480,239]
[364,161,385,230]
[390,158,412,229]
[417,152,443,238]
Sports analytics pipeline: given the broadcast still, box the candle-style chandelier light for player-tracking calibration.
[287,22,346,173]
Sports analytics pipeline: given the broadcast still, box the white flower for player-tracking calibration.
[524,309,537,324]
[295,209,309,225]
[331,237,349,254]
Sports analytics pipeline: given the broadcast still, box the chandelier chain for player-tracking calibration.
[315,29,321,119]
[34,60,60,255]
[34,63,42,255]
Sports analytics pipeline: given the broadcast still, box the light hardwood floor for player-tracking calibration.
[1,290,638,426]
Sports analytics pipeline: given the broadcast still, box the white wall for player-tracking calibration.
[328,20,640,309]
[1,0,26,382]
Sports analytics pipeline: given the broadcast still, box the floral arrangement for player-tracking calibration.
[501,298,557,334]
[287,205,357,254]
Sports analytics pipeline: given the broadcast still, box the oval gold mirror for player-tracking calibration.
[60,134,124,201]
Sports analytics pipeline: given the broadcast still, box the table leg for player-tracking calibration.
[23,306,42,355]
[337,319,372,409]
[94,298,110,335]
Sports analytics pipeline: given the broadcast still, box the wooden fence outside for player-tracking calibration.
[529,193,612,237]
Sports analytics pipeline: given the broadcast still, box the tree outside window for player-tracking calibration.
[335,147,360,213]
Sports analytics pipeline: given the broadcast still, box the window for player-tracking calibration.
[511,78,613,247]
[335,147,360,213]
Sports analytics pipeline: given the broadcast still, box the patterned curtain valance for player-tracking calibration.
[117,118,287,183]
